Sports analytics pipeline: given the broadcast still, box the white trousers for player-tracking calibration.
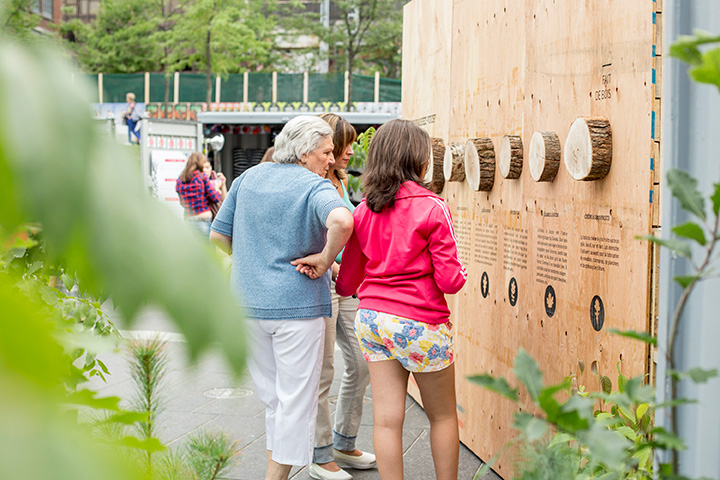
[246,317,325,466]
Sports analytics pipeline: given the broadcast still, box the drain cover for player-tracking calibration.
[203,388,253,399]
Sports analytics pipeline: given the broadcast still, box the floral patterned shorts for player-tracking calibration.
[354,308,454,373]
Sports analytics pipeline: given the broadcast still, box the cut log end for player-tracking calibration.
[563,117,612,181]
[425,137,446,194]
[443,141,466,182]
[529,131,561,182]
[498,135,523,179]
[464,137,496,191]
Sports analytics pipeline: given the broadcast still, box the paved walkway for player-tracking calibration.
[89,307,502,480]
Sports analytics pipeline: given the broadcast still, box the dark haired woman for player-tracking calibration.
[333,119,467,480]
[176,152,225,236]
[308,113,375,480]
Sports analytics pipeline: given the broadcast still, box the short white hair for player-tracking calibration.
[273,116,333,164]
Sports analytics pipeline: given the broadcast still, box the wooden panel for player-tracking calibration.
[402,1,658,477]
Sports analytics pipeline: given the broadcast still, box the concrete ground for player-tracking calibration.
[89,306,502,480]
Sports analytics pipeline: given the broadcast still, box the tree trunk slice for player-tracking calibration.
[529,131,561,182]
[563,117,612,181]
[425,137,446,194]
[443,141,466,182]
[498,134,523,179]
[464,137,496,191]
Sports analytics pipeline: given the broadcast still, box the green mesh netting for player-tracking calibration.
[277,73,304,103]
[379,77,401,102]
[148,73,175,103]
[102,73,144,103]
[178,73,216,103]
[308,73,344,102]
[351,74,375,102]
[247,72,272,103]
[222,74,244,102]
[80,73,99,103]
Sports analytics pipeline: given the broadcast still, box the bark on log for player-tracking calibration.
[464,137,496,191]
[443,141,466,182]
[529,131,561,182]
[424,137,446,194]
[498,134,523,179]
[563,117,612,181]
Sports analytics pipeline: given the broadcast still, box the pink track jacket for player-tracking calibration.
[335,181,467,324]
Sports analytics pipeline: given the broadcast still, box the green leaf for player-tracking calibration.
[638,235,692,258]
[614,425,637,441]
[512,412,548,442]
[672,221,706,245]
[578,423,631,470]
[61,273,74,291]
[674,275,700,288]
[513,348,544,402]
[712,183,720,216]
[667,169,706,221]
[538,378,571,421]
[690,47,720,91]
[467,374,518,402]
[600,375,612,395]
[668,367,719,383]
[117,436,166,453]
[650,427,687,451]
[609,328,657,346]
[636,403,650,421]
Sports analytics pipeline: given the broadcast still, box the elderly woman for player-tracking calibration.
[209,116,354,480]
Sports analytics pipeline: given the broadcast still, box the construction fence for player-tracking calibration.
[83,72,402,104]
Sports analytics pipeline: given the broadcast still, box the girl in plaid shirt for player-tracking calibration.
[176,152,225,236]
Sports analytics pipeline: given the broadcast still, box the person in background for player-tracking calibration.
[202,159,227,220]
[124,92,141,144]
[308,113,375,480]
[260,146,275,163]
[210,116,354,480]
[333,119,467,480]
[176,152,224,237]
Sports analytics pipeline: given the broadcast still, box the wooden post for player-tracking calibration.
[424,137,446,194]
[243,71,249,104]
[215,74,221,103]
[272,71,277,104]
[564,117,612,181]
[173,71,179,104]
[529,131,561,182]
[344,70,349,104]
[443,141,466,182]
[98,73,103,104]
[303,72,309,104]
[498,134,523,179]
[374,71,380,103]
[465,137,496,191]
[144,72,150,104]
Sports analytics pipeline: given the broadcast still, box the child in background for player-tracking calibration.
[334,119,467,480]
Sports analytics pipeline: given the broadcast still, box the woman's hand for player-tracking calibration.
[291,253,332,280]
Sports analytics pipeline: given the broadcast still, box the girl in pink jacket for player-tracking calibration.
[335,119,467,480]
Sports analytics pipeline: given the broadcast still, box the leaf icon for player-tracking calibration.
[510,281,516,301]
[482,275,487,292]
[546,291,554,309]
[594,298,601,317]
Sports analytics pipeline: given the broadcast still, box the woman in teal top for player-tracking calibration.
[309,113,376,480]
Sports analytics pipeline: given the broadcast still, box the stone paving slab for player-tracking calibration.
[96,307,501,479]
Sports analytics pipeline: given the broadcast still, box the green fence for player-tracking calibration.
[97,72,401,104]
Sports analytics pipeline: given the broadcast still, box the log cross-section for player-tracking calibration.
[464,137,496,191]
[424,137,446,194]
[563,117,612,181]
[498,134,523,179]
[529,131,561,182]
[443,141,466,182]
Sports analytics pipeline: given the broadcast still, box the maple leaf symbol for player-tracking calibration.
[546,292,554,309]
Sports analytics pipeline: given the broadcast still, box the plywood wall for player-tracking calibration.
[402,1,660,477]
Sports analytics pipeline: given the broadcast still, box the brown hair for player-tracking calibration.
[179,152,207,183]
[362,119,430,213]
[318,113,357,181]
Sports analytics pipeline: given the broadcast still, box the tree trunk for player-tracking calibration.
[465,137,496,191]
[563,117,612,181]
[529,131,561,182]
[206,25,213,106]
[443,141,466,182]
[346,52,354,111]
[498,134,523,179]
[424,137,446,194]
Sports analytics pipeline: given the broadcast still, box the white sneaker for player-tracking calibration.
[333,449,377,470]
[308,463,353,480]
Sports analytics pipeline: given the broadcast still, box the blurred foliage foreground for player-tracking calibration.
[0,40,247,479]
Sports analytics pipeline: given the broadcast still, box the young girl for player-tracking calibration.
[334,119,467,480]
